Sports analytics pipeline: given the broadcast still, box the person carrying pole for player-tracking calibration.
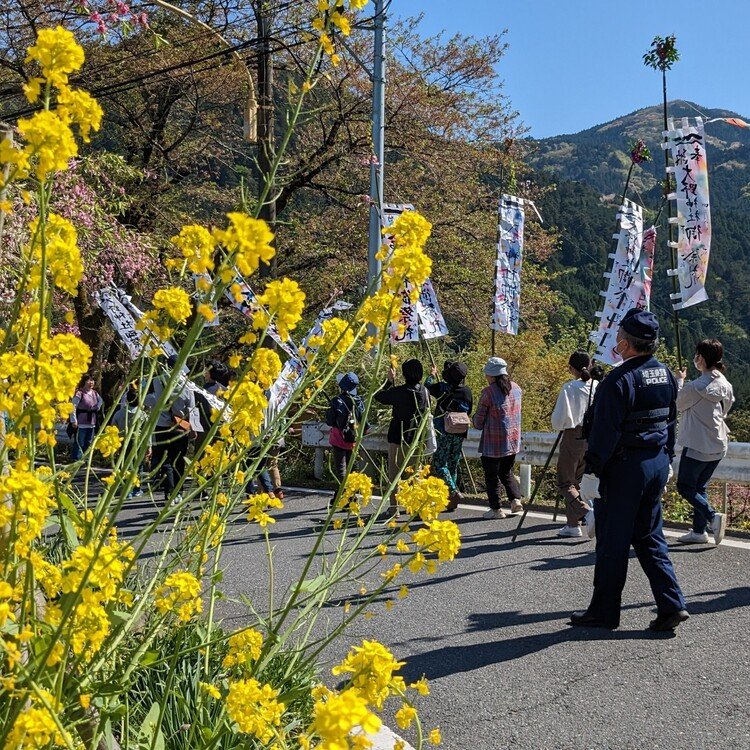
[554,351,598,538]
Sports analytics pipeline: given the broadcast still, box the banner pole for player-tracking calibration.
[588,160,641,357]
[662,68,683,370]
[422,337,438,371]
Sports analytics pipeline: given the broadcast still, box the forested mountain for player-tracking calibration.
[530,102,750,407]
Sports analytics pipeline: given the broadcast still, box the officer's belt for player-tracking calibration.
[621,407,670,433]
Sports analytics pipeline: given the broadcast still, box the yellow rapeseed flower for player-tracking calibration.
[152,287,192,324]
[248,347,282,390]
[255,278,306,340]
[308,687,381,748]
[244,492,283,527]
[57,86,103,142]
[395,703,417,730]
[0,467,56,557]
[222,627,263,670]
[213,212,275,277]
[199,682,221,700]
[154,571,202,622]
[95,425,122,458]
[26,213,83,295]
[17,110,77,180]
[225,678,285,743]
[25,26,85,89]
[171,224,216,275]
[331,639,405,709]
[411,519,461,562]
[396,473,449,521]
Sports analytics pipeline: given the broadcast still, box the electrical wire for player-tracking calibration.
[0,29,311,122]
[0,0,313,106]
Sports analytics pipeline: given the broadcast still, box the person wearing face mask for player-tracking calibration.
[572,309,688,632]
[673,339,735,545]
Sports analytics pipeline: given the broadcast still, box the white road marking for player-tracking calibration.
[283,487,750,550]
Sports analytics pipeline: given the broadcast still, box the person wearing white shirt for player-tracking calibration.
[674,339,735,545]
[552,351,598,538]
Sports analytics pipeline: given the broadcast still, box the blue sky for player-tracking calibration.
[391,0,749,138]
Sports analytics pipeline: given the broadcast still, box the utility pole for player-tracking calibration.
[257,4,276,278]
[367,0,386,292]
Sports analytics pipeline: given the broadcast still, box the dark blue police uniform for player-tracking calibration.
[580,313,687,629]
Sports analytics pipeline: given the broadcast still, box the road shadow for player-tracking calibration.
[687,586,750,615]
[400,619,670,681]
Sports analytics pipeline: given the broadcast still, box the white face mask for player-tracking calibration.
[614,339,626,357]
[694,356,702,370]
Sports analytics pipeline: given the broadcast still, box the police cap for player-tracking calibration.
[620,309,659,341]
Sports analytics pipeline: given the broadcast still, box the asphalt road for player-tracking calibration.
[118,489,750,750]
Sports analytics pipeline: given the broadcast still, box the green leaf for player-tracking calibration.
[298,574,326,592]
[110,610,132,627]
[60,512,79,550]
[139,651,160,666]
[137,702,164,750]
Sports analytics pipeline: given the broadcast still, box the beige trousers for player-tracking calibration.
[556,426,591,526]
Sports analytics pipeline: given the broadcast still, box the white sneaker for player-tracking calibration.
[711,513,727,545]
[170,494,183,507]
[584,509,596,539]
[557,525,583,538]
[509,500,523,515]
[678,530,710,544]
[483,508,507,519]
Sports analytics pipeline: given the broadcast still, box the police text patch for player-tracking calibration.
[642,367,668,385]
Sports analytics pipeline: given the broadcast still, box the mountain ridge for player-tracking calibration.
[530,100,750,407]
[531,101,750,209]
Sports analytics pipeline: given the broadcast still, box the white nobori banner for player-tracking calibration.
[663,116,711,310]
[96,286,229,417]
[492,194,525,335]
[382,203,448,343]
[590,201,657,365]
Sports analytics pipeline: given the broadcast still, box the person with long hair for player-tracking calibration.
[473,357,523,519]
[70,373,104,461]
[674,339,735,545]
[554,351,598,538]
[427,360,473,512]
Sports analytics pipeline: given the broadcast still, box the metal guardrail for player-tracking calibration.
[301,422,750,484]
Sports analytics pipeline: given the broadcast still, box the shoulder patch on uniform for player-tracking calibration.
[642,367,668,386]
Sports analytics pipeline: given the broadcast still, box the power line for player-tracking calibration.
[0,30,309,122]
[0,0,312,106]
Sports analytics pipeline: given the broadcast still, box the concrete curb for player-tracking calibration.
[354,725,414,750]
[282,486,750,550]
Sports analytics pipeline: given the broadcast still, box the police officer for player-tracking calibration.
[572,309,689,632]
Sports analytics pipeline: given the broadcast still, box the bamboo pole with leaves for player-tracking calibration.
[644,34,683,368]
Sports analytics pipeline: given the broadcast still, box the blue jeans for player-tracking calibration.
[676,447,721,534]
[71,426,95,460]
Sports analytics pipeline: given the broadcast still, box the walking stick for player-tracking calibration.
[511,431,563,542]
[461,451,478,494]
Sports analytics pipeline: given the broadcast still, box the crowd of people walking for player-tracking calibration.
[70,314,736,630]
